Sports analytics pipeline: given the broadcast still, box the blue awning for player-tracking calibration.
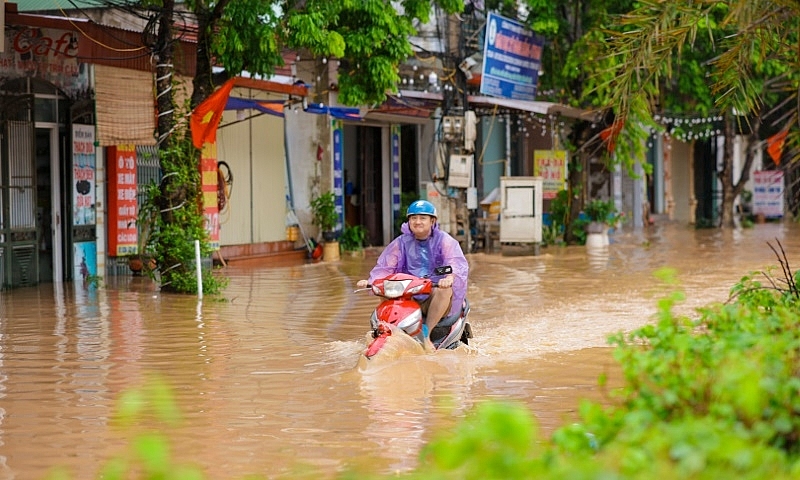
[224,97,362,120]
[305,103,362,120]
[225,97,286,117]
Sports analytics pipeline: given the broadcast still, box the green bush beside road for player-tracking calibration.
[400,254,800,479]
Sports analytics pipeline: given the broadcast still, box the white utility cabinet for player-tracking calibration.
[499,176,543,254]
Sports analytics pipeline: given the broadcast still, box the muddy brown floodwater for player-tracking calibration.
[0,222,797,479]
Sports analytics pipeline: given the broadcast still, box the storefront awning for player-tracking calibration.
[467,95,600,121]
[386,90,599,122]
[365,91,441,122]
[304,103,362,120]
[222,97,361,120]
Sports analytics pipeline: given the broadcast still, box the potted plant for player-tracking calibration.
[340,224,367,256]
[128,182,159,275]
[583,199,622,248]
[310,191,339,241]
[310,191,340,261]
[584,199,620,233]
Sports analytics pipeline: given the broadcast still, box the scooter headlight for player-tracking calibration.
[383,279,411,298]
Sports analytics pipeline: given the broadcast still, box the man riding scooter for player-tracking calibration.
[357,200,469,346]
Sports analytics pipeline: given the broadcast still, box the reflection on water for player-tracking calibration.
[0,222,797,479]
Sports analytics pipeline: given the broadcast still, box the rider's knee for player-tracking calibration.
[435,287,453,300]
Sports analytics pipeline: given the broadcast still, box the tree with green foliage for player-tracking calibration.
[188,0,464,108]
[98,0,463,293]
[482,0,638,244]
[592,0,800,227]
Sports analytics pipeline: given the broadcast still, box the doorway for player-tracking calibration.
[0,81,73,289]
[359,126,384,246]
[344,124,386,247]
[35,126,65,283]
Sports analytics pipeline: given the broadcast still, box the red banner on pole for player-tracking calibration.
[191,79,234,149]
[767,130,787,166]
[200,143,220,250]
[107,145,138,256]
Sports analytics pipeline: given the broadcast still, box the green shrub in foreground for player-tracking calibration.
[405,261,800,479]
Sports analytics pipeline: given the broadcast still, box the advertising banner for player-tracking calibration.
[332,120,344,232]
[74,241,97,283]
[533,150,568,199]
[1,26,89,98]
[200,142,220,249]
[107,145,138,256]
[752,170,784,218]
[73,124,96,226]
[480,12,544,101]
[391,125,401,223]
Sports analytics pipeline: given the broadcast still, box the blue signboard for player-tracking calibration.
[480,12,544,101]
[332,120,345,233]
[391,125,401,226]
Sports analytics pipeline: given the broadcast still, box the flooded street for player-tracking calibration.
[0,222,797,479]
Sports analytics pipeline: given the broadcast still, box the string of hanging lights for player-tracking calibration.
[653,114,724,142]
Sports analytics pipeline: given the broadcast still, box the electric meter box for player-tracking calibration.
[499,176,543,247]
[448,154,473,188]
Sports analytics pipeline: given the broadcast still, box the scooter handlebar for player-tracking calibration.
[353,282,441,294]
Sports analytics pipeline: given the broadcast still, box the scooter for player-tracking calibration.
[357,266,473,359]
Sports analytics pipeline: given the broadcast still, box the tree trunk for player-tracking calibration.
[735,117,760,220]
[191,0,232,109]
[153,0,189,291]
[718,113,761,228]
[563,121,595,245]
[718,114,736,228]
[155,0,175,146]
[563,150,586,245]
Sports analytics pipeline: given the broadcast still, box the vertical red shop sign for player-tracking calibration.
[200,142,220,249]
[107,145,139,255]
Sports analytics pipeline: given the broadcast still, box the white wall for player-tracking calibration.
[284,108,330,239]
[216,88,288,245]
[671,140,692,224]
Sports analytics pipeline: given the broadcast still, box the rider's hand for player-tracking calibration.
[438,275,454,289]
[356,279,369,288]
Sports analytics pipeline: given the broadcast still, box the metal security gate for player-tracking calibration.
[1,119,38,289]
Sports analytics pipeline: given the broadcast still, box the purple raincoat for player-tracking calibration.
[367,222,469,317]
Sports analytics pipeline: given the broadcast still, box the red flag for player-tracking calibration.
[600,120,624,153]
[767,130,788,166]
[190,79,235,149]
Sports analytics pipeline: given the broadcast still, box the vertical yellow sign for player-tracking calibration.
[533,150,567,199]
